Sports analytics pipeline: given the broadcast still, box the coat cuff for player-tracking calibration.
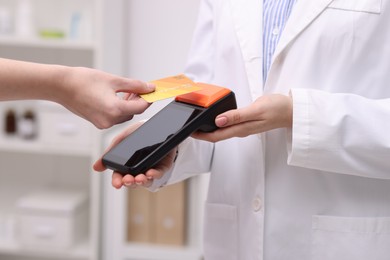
[287,88,311,166]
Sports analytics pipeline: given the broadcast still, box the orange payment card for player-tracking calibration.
[140,74,202,103]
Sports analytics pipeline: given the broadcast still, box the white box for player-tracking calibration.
[39,110,93,149]
[15,188,88,250]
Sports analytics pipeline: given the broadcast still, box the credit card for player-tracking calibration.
[140,74,202,103]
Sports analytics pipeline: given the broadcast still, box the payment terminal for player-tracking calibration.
[102,83,237,176]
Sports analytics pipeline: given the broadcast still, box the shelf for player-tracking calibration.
[123,243,202,260]
[0,239,90,259]
[0,137,92,157]
[0,36,96,50]
[0,100,96,157]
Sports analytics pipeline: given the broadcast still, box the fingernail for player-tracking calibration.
[136,181,143,186]
[216,116,227,127]
[124,182,133,187]
[146,83,155,90]
[147,176,153,180]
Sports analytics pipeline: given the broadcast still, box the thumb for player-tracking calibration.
[215,109,241,127]
[117,79,156,94]
[215,107,252,127]
[93,158,106,172]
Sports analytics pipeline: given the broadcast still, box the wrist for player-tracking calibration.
[47,65,76,104]
[285,94,293,128]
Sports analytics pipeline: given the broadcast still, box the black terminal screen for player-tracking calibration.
[104,102,202,169]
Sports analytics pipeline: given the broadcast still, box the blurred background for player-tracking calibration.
[0,0,208,259]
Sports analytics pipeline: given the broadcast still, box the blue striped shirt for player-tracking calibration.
[263,0,297,82]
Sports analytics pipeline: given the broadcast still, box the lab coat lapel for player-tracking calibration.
[271,0,334,64]
[230,0,263,100]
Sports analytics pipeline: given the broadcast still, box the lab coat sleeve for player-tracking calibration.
[287,88,390,179]
[148,137,214,191]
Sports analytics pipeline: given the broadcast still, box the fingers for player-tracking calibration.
[111,91,151,124]
[192,129,223,142]
[109,148,176,189]
[113,173,153,189]
[193,120,263,142]
[118,96,151,116]
[112,172,124,189]
[191,106,255,142]
[93,159,106,172]
[192,125,240,142]
[215,106,253,128]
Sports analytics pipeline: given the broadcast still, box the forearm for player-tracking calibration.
[0,58,69,102]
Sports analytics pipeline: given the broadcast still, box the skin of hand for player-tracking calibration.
[93,122,178,189]
[192,94,293,142]
[55,67,155,129]
[0,58,155,129]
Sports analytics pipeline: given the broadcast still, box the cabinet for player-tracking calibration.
[0,0,125,260]
[0,103,101,260]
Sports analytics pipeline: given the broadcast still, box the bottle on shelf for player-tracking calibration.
[15,0,35,38]
[18,109,37,140]
[4,109,17,135]
[0,6,13,35]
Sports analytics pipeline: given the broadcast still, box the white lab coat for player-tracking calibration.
[153,0,390,259]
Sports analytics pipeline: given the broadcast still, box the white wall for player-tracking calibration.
[124,0,201,121]
[124,0,200,80]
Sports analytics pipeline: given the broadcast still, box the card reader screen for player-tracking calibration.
[105,102,202,168]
